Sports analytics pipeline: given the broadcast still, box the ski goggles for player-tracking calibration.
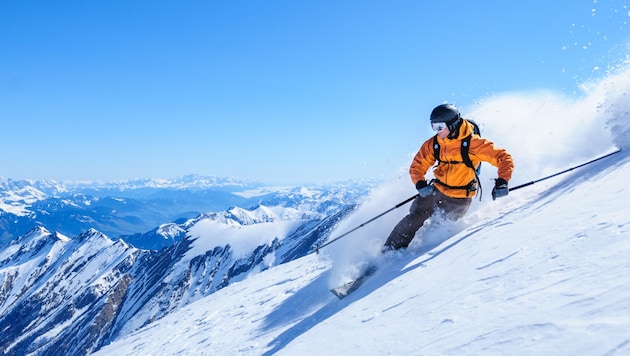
[431,122,448,132]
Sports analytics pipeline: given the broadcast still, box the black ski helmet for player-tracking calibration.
[430,103,462,137]
[430,103,460,124]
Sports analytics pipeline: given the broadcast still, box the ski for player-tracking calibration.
[330,265,377,299]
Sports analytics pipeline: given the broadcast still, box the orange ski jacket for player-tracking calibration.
[410,119,514,199]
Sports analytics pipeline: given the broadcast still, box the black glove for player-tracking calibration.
[492,178,509,200]
[415,180,435,198]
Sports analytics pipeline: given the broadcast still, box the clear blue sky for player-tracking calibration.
[1,0,628,184]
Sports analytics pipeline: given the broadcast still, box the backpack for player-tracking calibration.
[431,119,483,198]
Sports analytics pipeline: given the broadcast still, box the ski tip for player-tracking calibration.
[329,265,378,299]
[330,288,348,299]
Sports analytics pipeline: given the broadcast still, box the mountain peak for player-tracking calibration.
[75,228,112,243]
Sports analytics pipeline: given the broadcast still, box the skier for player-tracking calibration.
[383,103,514,251]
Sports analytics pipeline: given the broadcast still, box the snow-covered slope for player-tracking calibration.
[95,148,630,355]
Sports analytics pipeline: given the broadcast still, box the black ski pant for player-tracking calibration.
[383,189,471,250]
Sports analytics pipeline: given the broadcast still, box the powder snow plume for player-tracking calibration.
[468,57,629,184]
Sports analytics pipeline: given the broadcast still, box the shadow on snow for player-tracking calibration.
[261,226,484,355]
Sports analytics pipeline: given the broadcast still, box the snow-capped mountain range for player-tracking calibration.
[0,174,378,249]
[0,177,375,355]
[0,174,261,245]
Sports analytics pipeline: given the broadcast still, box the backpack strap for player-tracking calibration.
[432,135,440,163]
[461,135,474,170]
[432,131,483,200]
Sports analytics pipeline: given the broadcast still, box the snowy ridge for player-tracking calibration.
[0,227,138,354]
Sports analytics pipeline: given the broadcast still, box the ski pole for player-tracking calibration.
[312,194,418,254]
[509,148,621,192]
